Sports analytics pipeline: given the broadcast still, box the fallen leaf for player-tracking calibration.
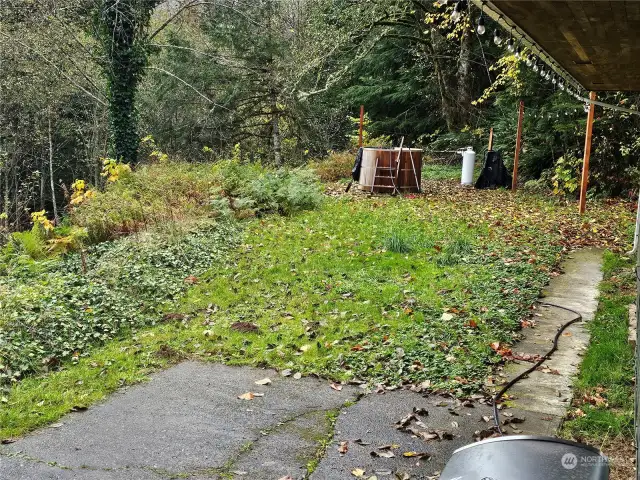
[339,441,349,454]
[330,383,343,391]
[254,378,272,386]
[230,322,259,333]
[370,450,395,458]
[293,372,302,380]
[352,468,366,477]
[355,438,371,446]
[403,451,431,459]
[238,392,263,400]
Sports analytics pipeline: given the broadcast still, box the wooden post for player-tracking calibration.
[579,91,596,214]
[358,105,364,148]
[488,127,494,151]
[512,100,525,192]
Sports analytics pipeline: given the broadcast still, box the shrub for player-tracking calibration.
[311,152,355,182]
[242,169,323,215]
[552,155,582,196]
[71,162,219,243]
[9,228,47,260]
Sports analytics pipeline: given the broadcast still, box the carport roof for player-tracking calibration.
[481,1,640,91]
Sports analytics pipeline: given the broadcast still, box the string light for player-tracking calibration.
[477,2,486,35]
[532,61,539,72]
[493,28,502,46]
[451,1,463,23]
[507,28,515,52]
[515,45,522,59]
[525,55,533,67]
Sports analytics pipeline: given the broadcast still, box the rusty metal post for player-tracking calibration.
[512,100,525,192]
[359,105,364,148]
[579,92,596,214]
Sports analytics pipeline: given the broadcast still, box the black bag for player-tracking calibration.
[351,147,363,182]
[475,150,512,189]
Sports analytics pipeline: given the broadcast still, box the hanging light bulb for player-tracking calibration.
[539,65,545,77]
[438,0,448,4]
[544,70,551,80]
[559,80,565,91]
[451,1,463,23]
[515,46,522,59]
[525,55,533,67]
[583,102,590,113]
[477,4,486,35]
[507,37,515,52]
[551,75,557,85]
[493,29,503,46]
[532,62,539,72]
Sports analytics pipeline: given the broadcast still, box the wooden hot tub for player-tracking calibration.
[359,148,423,193]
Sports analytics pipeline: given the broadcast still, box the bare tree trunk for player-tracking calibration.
[48,110,59,224]
[456,32,473,127]
[40,159,45,210]
[3,165,8,226]
[428,30,457,131]
[271,93,282,166]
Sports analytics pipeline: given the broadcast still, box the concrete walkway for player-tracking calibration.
[501,248,603,436]
[0,251,604,480]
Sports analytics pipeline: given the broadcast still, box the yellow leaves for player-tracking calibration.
[101,158,132,183]
[70,179,96,206]
[31,210,54,232]
[473,52,524,105]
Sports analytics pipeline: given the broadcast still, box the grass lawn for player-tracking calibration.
[0,175,634,439]
[559,251,636,479]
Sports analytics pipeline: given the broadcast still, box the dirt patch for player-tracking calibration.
[600,437,635,480]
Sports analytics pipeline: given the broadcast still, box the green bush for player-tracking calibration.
[552,155,582,196]
[311,152,354,182]
[71,162,220,243]
[242,168,323,215]
[9,227,47,260]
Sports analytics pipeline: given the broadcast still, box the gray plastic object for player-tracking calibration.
[440,436,609,480]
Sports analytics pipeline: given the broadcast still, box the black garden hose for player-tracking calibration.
[492,302,583,434]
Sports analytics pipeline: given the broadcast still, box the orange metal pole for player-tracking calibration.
[358,105,364,148]
[512,100,525,192]
[579,92,596,214]
[488,127,494,151]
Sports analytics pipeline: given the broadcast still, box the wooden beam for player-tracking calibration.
[579,91,596,214]
[512,100,525,192]
[358,105,364,148]
[488,127,494,151]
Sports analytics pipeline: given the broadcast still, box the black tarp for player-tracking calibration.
[351,147,363,182]
[475,150,512,189]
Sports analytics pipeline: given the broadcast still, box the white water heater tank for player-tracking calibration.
[461,147,476,186]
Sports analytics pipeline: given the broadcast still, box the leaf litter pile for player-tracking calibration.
[179,181,633,393]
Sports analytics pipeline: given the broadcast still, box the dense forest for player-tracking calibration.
[1,0,640,233]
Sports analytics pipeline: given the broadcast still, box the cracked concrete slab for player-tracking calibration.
[0,362,357,480]
[310,390,495,480]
